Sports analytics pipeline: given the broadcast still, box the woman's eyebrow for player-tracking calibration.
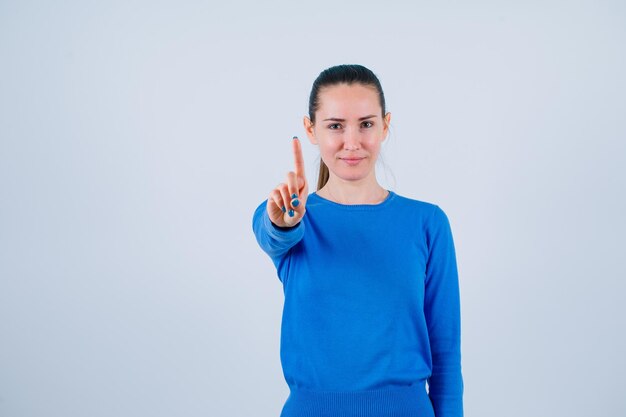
[322,114,377,122]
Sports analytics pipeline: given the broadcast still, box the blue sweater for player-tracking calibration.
[252,190,464,417]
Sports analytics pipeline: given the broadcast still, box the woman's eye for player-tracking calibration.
[329,123,341,130]
[362,121,373,128]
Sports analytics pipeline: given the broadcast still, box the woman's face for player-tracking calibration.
[304,83,391,184]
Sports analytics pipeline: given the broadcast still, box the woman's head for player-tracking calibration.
[303,64,391,191]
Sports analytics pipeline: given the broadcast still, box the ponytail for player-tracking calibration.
[317,159,330,191]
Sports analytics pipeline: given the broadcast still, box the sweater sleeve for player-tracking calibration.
[424,205,464,417]
[251,200,305,283]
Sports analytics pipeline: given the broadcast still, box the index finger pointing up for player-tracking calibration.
[292,136,306,181]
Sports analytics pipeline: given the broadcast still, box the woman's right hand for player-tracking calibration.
[267,136,309,228]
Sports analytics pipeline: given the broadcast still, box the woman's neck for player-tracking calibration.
[316,179,389,205]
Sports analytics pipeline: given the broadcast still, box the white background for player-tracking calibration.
[1,1,625,416]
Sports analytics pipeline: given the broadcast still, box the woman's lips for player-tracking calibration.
[340,157,365,166]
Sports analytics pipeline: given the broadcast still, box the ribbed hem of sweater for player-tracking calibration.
[280,380,434,417]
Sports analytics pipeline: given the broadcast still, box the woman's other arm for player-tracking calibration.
[424,204,464,417]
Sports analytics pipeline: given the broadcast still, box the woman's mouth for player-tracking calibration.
[340,157,365,166]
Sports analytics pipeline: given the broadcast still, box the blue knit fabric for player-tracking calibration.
[252,190,464,417]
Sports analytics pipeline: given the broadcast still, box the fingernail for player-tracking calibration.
[288,209,294,217]
[291,193,298,199]
[292,199,299,207]
[281,205,286,213]
[293,136,298,140]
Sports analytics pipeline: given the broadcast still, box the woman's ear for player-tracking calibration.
[382,112,391,141]
[303,116,317,145]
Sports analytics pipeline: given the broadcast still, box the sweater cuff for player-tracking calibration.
[272,221,302,231]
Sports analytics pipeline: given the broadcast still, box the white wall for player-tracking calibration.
[1,1,624,416]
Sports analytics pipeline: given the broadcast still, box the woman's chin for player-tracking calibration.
[330,169,372,182]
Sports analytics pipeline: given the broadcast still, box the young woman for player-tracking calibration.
[252,64,464,417]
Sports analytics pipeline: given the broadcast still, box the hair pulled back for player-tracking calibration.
[308,64,387,190]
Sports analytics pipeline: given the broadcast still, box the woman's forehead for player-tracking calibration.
[317,84,381,118]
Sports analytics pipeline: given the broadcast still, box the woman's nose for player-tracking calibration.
[343,128,361,150]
